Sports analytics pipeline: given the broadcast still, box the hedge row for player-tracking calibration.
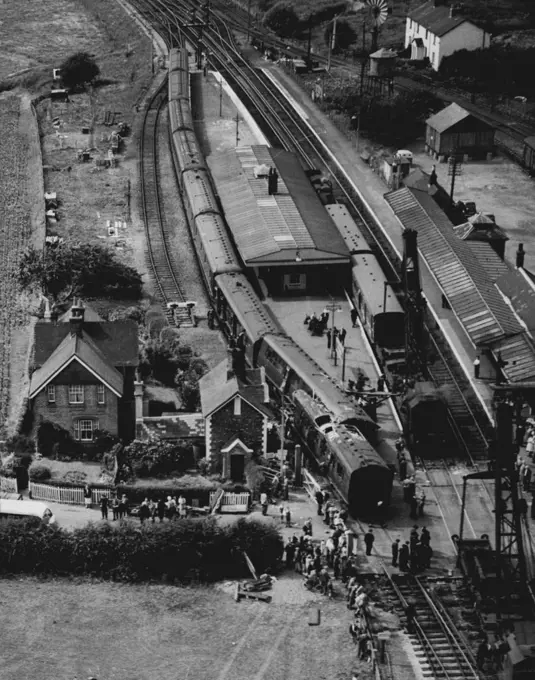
[0,518,283,583]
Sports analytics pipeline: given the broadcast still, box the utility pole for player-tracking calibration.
[247,0,252,43]
[306,16,313,68]
[235,112,240,146]
[448,151,463,206]
[219,76,223,117]
[327,15,338,72]
[279,405,286,476]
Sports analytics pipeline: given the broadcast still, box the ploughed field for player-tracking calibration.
[1,578,358,680]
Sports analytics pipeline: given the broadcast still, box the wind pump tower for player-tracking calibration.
[366,0,389,52]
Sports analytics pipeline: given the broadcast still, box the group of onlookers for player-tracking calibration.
[391,525,433,572]
[97,494,189,522]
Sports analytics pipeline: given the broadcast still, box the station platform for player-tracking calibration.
[260,64,496,426]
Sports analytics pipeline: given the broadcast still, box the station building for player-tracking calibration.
[208,145,351,296]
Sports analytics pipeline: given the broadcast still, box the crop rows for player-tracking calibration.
[0,97,32,438]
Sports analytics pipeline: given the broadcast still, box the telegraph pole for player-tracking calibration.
[448,151,463,206]
[235,113,240,146]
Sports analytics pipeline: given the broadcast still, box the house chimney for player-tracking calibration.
[69,298,85,336]
[134,380,147,419]
[268,167,279,195]
[43,296,52,321]
[227,348,235,381]
[449,5,456,18]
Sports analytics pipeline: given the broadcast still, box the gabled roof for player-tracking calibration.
[409,2,474,37]
[385,186,524,347]
[208,146,349,265]
[29,331,124,398]
[426,103,473,133]
[58,302,103,323]
[496,268,535,336]
[221,438,254,454]
[199,361,271,418]
[33,319,138,368]
[465,242,509,282]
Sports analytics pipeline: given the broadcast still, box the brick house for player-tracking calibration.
[405,1,490,71]
[29,300,138,445]
[199,360,272,481]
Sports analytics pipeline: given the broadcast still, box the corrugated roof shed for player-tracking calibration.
[496,268,535,336]
[208,146,349,265]
[385,186,523,347]
[426,103,473,133]
[465,242,510,282]
[409,1,472,36]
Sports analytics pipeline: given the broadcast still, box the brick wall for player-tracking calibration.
[32,383,119,439]
[208,399,265,476]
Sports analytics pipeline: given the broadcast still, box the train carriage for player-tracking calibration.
[214,272,283,365]
[326,203,372,255]
[352,253,405,350]
[292,389,393,515]
[168,48,189,101]
[169,98,194,134]
[182,169,219,222]
[258,334,377,437]
[192,213,241,289]
[172,130,207,175]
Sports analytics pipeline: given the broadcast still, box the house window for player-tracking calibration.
[97,384,105,404]
[47,385,56,403]
[74,419,99,441]
[69,385,84,404]
[234,396,241,416]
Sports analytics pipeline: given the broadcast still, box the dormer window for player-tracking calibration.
[97,384,105,404]
[69,385,84,404]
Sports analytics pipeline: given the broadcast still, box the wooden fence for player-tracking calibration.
[29,482,115,506]
[0,476,18,494]
[209,492,250,513]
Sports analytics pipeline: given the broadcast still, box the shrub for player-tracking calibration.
[61,470,87,484]
[37,421,79,459]
[5,434,34,454]
[123,438,194,478]
[264,3,300,38]
[28,463,52,482]
[60,52,100,91]
[0,518,283,582]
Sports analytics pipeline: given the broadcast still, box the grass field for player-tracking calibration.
[1,577,370,680]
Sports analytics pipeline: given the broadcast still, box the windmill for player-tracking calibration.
[366,0,388,52]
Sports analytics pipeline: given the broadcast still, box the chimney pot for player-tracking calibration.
[69,298,85,335]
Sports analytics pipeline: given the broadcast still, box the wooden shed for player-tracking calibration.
[425,103,495,160]
[523,136,535,177]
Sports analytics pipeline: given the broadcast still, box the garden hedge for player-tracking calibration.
[0,517,283,583]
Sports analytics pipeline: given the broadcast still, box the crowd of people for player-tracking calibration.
[391,525,433,572]
[97,494,189,523]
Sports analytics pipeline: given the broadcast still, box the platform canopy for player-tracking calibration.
[208,145,349,267]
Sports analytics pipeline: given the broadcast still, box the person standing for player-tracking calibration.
[474,355,481,379]
[139,500,150,524]
[399,455,408,482]
[279,503,285,523]
[260,491,268,516]
[282,477,289,501]
[340,328,347,345]
[99,495,109,520]
[178,495,187,519]
[148,498,157,523]
[315,489,324,515]
[420,527,431,547]
[391,538,400,567]
[364,529,375,556]
[157,498,166,522]
[417,491,426,517]
[83,484,92,510]
[351,308,358,327]
[111,495,119,521]
[399,542,410,571]
[285,506,292,527]
[326,328,332,350]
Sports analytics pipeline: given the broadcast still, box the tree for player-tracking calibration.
[123,437,193,478]
[324,19,357,53]
[264,3,300,39]
[18,243,142,303]
[60,52,100,91]
[175,359,208,412]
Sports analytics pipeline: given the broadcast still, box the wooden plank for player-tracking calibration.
[238,589,272,603]
[308,608,321,626]
[243,551,258,580]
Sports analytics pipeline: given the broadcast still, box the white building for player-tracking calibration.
[405,1,491,71]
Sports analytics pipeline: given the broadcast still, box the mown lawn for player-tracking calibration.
[1,578,369,680]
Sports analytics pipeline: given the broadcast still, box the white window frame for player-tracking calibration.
[234,396,241,416]
[97,384,105,404]
[79,420,94,442]
[69,385,84,404]
[47,384,56,403]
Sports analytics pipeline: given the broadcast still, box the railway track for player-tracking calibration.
[140,84,193,326]
[384,572,481,680]
[132,0,492,461]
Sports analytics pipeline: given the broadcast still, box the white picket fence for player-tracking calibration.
[0,476,18,494]
[29,482,115,506]
[209,491,250,513]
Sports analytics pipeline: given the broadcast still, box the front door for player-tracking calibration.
[230,453,245,482]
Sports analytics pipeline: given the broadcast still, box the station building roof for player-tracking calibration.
[385,186,524,346]
[208,145,350,266]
